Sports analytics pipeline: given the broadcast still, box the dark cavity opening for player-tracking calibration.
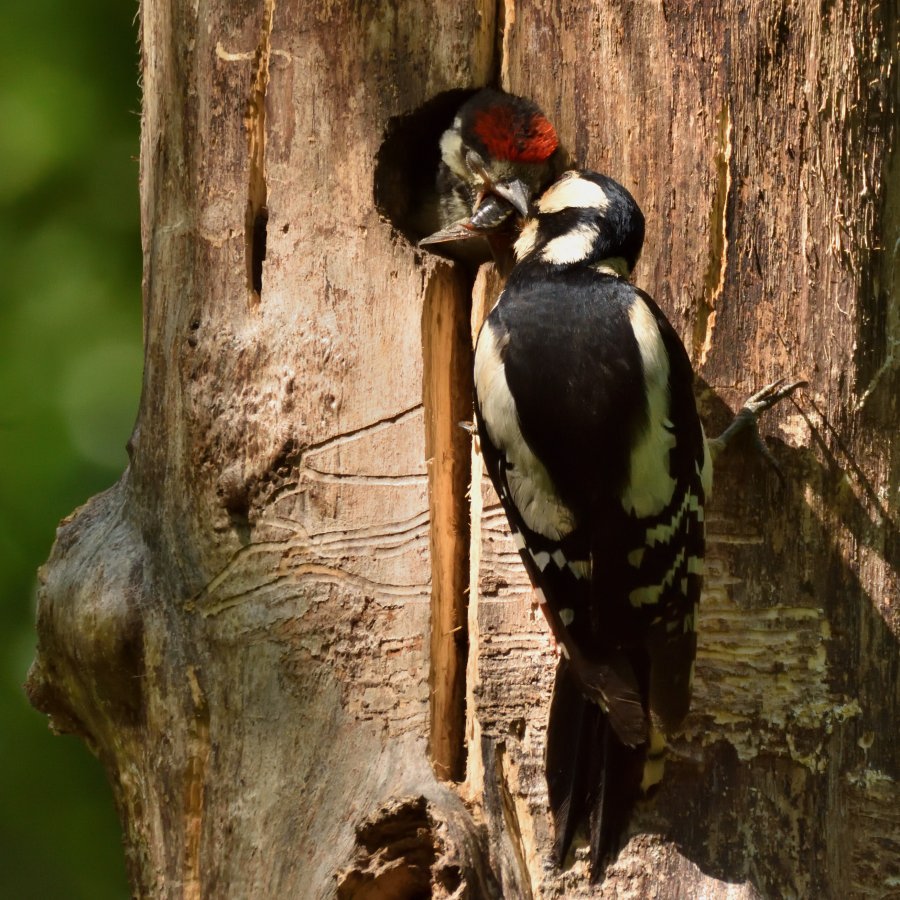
[373,88,476,256]
[250,206,269,296]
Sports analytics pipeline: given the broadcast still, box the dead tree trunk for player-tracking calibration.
[27,1,898,897]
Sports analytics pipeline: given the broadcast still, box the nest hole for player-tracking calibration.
[374,89,478,252]
[337,797,442,900]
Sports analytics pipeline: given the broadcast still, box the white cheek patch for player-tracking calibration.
[540,223,600,265]
[538,172,611,214]
[475,322,577,541]
[439,128,468,180]
[514,219,539,259]
[620,297,677,518]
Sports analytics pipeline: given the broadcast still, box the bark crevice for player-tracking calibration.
[244,0,274,303]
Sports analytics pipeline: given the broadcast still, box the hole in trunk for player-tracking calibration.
[250,206,269,295]
[337,797,439,900]
[373,88,476,254]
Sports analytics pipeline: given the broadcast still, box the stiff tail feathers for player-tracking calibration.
[546,658,646,882]
[575,652,647,747]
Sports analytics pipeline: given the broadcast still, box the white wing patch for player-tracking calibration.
[475,321,577,540]
[568,559,590,579]
[620,297,677,518]
[628,547,686,607]
[643,490,701,547]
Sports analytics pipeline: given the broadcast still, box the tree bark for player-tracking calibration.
[27,1,898,898]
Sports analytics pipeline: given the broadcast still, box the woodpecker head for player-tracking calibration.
[420,89,565,248]
[512,170,645,275]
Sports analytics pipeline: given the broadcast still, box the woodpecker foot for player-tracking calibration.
[708,378,807,480]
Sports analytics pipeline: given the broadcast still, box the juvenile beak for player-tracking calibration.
[418,219,481,247]
[488,178,531,217]
[419,192,519,247]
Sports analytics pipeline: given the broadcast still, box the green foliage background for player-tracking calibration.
[0,0,141,895]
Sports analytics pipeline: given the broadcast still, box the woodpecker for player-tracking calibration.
[471,170,803,879]
[418,88,568,270]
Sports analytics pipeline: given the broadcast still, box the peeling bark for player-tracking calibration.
[27,0,897,897]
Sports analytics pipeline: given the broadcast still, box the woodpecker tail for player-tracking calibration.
[546,658,646,882]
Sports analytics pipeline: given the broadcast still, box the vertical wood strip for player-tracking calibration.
[423,262,475,781]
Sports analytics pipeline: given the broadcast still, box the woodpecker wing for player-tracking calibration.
[474,265,707,876]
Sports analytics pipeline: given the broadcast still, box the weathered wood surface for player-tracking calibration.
[27,0,897,897]
[476,3,900,897]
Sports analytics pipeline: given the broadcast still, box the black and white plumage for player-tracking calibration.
[473,171,710,879]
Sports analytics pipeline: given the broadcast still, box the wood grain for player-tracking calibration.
[27,0,897,896]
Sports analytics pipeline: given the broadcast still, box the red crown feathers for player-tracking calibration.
[471,104,559,164]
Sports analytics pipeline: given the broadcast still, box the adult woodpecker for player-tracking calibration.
[418,88,568,270]
[471,170,803,879]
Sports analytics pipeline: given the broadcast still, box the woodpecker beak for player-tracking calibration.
[487,178,531,217]
[419,184,528,249]
[418,219,481,246]
[419,194,518,247]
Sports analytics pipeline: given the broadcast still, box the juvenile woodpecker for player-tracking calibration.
[419,89,568,270]
[471,170,802,879]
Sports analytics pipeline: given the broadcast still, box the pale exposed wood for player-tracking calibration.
[26,0,897,897]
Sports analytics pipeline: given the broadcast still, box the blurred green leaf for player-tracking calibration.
[0,0,141,894]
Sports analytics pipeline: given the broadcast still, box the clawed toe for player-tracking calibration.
[741,378,807,417]
[710,378,806,476]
